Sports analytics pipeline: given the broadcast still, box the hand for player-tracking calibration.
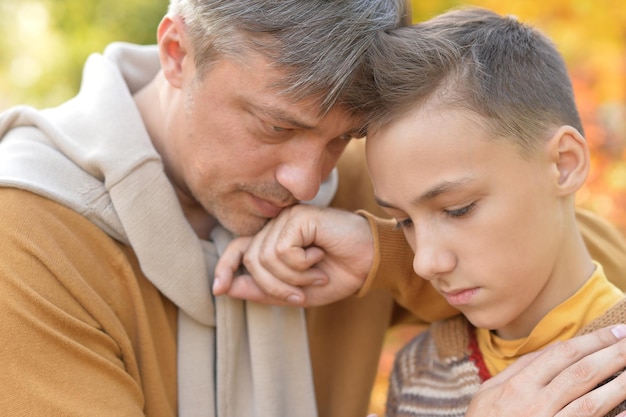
[466,324,626,417]
[213,204,375,306]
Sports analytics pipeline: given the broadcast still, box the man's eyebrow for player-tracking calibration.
[374,177,473,209]
[249,103,316,130]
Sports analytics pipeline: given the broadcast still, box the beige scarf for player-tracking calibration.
[0,42,337,417]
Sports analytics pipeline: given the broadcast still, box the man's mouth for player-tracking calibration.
[248,193,294,218]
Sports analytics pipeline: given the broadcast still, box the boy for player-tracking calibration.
[363,7,626,417]
[213,6,626,416]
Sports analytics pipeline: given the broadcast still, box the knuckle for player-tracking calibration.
[569,361,595,383]
[572,395,602,416]
[258,279,290,299]
[274,242,290,258]
[618,341,626,361]
[256,247,276,266]
[553,339,583,361]
[241,252,256,270]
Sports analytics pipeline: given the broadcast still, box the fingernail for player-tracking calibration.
[610,324,626,339]
[286,294,302,304]
[312,279,325,286]
[212,277,221,292]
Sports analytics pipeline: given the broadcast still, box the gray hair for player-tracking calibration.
[168,0,407,117]
[367,7,584,155]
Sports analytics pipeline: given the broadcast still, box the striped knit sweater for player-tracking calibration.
[386,298,626,417]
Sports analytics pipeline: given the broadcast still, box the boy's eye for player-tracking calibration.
[394,217,413,230]
[444,202,476,218]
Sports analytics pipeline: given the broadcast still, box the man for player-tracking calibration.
[0,1,625,417]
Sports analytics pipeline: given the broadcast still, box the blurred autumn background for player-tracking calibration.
[1,0,624,415]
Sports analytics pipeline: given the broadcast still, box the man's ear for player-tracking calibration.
[546,125,590,195]
[157,15,190,89]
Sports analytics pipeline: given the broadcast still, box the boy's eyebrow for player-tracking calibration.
[374,177,473,209]
[374,196,396,209]
[414,178,473,204]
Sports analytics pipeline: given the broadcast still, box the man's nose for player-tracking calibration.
[275,151,325,202]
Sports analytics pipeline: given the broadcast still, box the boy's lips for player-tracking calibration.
[440,287,479,306]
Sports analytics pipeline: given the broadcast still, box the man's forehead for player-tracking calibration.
[253,94,363,131]
[215,52,365,133]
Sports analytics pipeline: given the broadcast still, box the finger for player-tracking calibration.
[242,216,327,296]
[213,236,252,295]
[244,218,314,302]
[274,244,326,274]
[254,213,303,272]
[253,245,327,287]
[471,326,626,417]
[225,274,302,306]
[551,333,626,417]
[508,325,626,389]
[272,209,325,271]
[559,362,626,417]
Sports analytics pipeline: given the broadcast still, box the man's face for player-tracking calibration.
[162,53,363,236]
[367,105,572,340]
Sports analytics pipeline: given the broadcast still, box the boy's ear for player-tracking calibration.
[546,125,589,196]
[157,15,190,89]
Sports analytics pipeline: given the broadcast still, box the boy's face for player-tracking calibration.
[367,105,571,339]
